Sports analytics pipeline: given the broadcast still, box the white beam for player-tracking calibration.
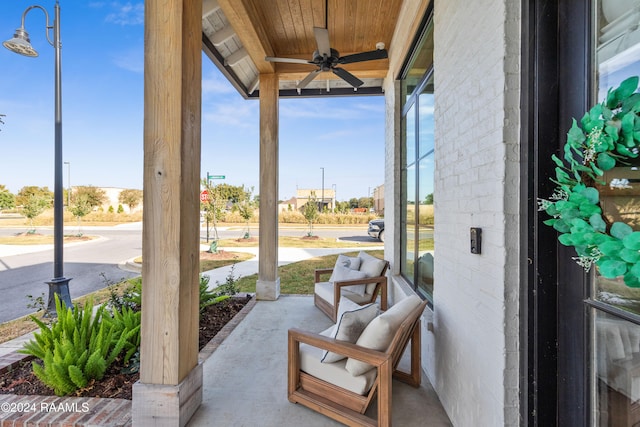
[202,0,220,18]
[211,25,236,46]
[225,47,248,66]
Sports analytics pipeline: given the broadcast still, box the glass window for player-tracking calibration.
[593,310,640,426]
[401,13,434,302]
[592,2,640,425]
[593,0,640,316]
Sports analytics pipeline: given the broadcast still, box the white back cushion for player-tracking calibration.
[321,299,379,363]
[331,264,368,296]
[358,251,386,294]
[345,295,422,376]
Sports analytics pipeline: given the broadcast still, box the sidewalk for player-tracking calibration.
[0,243,381,356]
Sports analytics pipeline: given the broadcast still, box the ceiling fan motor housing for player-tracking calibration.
[312,48,340,70]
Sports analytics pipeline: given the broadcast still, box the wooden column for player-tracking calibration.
[133,0,203,425]
[256,73,280,300]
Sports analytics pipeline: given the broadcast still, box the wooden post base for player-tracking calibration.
[132,362,203,426]
[256,277,280,301]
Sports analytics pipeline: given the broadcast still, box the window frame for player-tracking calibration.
[400,44,435,301]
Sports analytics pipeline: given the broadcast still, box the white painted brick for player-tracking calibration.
[426,0,522,426]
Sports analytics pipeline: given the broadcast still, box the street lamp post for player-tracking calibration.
[64,161,70,207]
[4,0,72,314]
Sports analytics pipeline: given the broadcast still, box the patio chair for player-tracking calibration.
[288,294,427,427]
[314,251,389,322]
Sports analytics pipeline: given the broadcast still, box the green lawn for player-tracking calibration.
[235,250,384,295]
[214,236,382,248]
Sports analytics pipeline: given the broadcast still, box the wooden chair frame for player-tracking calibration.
[314,262,389,322]
[288,300,427,427]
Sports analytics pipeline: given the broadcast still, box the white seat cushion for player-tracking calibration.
[300,335,378,395]
[346,295,423,376]
[315,281,373,305]
[321,299,379,363]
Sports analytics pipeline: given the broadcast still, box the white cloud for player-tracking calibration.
[203,98,258,128]
[105,2,144,26]
[111,46,144,73]
[202,70,236,96]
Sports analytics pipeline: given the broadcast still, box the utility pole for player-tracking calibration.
[320,167,324,212]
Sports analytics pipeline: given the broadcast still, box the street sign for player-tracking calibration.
[200,190,209,202]
[207,174,225,180]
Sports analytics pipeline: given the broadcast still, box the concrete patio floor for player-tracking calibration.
[187,295,452,427]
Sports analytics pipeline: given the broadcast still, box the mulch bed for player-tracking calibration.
[0,296,252,401]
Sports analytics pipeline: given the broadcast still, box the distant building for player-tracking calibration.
[278,197,297,213]
[295,188,335,211]
[372,184,384,214]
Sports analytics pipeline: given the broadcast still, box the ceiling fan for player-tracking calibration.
[264,26,388,90]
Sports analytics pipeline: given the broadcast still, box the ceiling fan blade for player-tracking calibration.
[338,49,388,64]
[297,69,322,89]
[332,67,364,88]
[264,56,312,64]
[313,27,331,57]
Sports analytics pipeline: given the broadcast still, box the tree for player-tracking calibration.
[212,183,250,204]
[303,191,320,237]
[16,186,53,208]
[348,198,359,209]
[335,201,349,214]
[118,189,143,211]
[424,193,434,205]
[69,194,92,235]
[74,186,106,209]
[0,185,15,211]
[236,187,255,239]
[201,179,226,244]
[22,194,49,232]
[358,197,374,209]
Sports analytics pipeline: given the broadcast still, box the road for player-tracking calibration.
[0,223,378,323]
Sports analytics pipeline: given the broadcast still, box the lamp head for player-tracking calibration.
[3,27,38,57]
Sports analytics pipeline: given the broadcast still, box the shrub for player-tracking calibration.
[212,263,240,297]
[20,295,140,396]
[106,276,141,312]
[199,275,229,313]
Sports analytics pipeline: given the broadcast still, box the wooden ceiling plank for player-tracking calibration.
[255,1,288,55]
[288,0,308,54]
[217,0,275,73]
[330,0,344,52]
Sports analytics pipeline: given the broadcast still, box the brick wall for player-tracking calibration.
[430,0,521,425]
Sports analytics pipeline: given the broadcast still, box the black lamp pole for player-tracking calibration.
[3,0,72,314]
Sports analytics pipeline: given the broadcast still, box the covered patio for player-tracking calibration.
[187,295,451,426]
[137,0,428,424]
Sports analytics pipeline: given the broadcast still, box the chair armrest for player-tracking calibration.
[314,268,334,283]
[288,328,388,367]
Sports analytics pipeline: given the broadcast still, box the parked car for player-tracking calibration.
[367,219,384,242]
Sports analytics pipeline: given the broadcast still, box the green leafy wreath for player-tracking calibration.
[539,76,640,287]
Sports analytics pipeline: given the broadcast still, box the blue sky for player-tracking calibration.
[0,1,384,201]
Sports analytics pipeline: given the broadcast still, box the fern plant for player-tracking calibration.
[20,294,140,396]
[102,305,141,366]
